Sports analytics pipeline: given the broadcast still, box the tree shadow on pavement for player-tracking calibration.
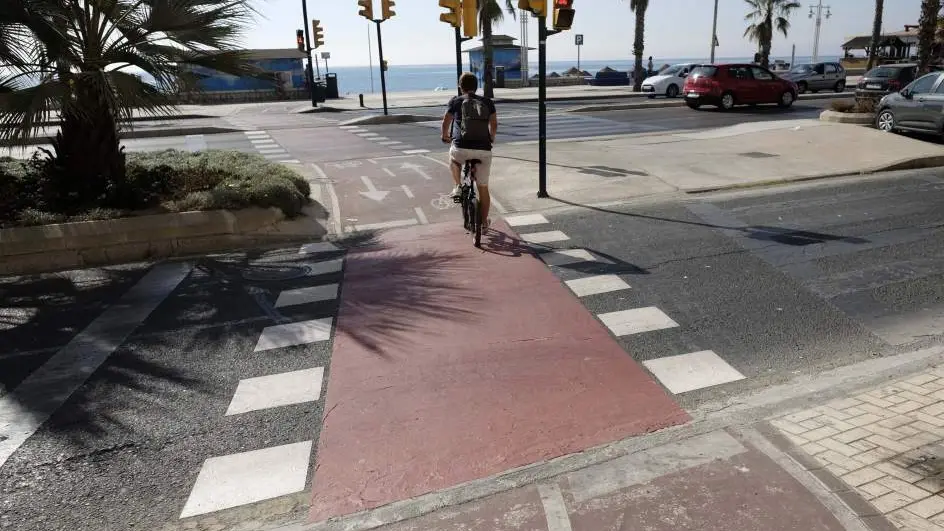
[548,196,870,247]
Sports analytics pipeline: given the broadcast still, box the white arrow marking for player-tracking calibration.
[359,176,389,202]
[400,162,433,180]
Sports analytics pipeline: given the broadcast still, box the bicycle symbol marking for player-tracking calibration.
[431,193,457,210]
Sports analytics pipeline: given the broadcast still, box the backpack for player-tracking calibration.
[458,95,491,144]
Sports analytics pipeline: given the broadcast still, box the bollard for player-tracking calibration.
[359,94,365,107]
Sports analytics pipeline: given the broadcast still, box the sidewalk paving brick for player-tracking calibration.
[771,366,944,531]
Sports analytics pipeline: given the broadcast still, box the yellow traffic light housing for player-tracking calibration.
[311,20,325,48]
[296,29,305,52]
[461,0,478,37]
[439,0,461,28]
[553,0,574,30]
[380,0,395,20]
[357,0,373,20]
[521,0,546,17]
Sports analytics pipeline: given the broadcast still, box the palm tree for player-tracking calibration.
[478,0,516,99]
[918,0,941,73]
[0,0,260,211]
[743,0,801,68]
[866,0,884,71]
[628,0,649,92]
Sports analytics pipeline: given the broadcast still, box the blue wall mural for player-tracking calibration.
[186,57,306,92]
[469,47,523,84]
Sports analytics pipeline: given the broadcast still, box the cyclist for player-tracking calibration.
[440,72,498,230]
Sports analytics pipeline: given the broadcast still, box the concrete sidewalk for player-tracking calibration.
[444,120,944,213]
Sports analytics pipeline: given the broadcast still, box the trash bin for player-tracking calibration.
[325,73,339,99]
[312,81,327,103]
[495,66,505,89]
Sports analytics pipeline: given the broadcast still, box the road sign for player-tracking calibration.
[575,34,583,46]
[321,52,331,59]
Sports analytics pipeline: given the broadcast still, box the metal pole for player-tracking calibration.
[811,1,823,63]
[455,26,463,96]
[376,20,389,116]
[538,17,548,198]
[710,0,719,63]
[577,44,581,70]
[314,55,321,79]
[324,56,329,74]
[791,44,796,68]
[368,23,375,93]
[300,0,316,107]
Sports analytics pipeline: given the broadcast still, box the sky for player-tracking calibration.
[240,0,923,67]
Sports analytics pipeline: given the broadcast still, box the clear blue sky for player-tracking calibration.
[242,0,922,67]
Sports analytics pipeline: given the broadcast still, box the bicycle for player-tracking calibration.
[454,158,484,248]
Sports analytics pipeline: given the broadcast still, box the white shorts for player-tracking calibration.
[449,146,492,186]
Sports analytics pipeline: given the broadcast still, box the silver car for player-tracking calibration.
[876,71,944,138]
[781,62,847,94]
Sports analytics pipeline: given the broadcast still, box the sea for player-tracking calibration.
[324,55,841,96]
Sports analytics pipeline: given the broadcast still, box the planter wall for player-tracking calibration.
[0,206,328,276]
[819,109,875,125]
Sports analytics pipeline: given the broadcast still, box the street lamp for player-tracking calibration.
[809,1,832,63]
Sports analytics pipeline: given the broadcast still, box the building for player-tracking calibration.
[464,35,533,88]
[840,26,920,73]
[177,48,309,103]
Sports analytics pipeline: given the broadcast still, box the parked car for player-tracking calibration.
[682,63,798,111]
[780,62,846,93]
[641,63,698,99]
[856,64,918,100]
[875,70,944,138]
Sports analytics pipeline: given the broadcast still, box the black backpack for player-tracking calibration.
[458,95,491,144]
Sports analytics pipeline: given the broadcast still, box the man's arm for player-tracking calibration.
[441,112,454,142]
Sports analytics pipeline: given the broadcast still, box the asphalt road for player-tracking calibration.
[523,168,944,408]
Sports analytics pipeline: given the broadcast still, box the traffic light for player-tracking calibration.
[296,29,305,52]
[519,0,546,17]
[553,0,574,30]
[382,60,389,72]
[357,0,373,20]
[462,0,477,37]
[380,0,395,20]
[439,0,461,28]
[311,20,325,48]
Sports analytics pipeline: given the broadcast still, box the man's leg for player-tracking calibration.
[448,146,463,197]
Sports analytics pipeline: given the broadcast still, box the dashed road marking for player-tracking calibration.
[505,214,549,227]
[225,368,325,416]
[275,284,339,308]
[597,307,679,336]
[414,207,429,225]
[643,350,746,394]
[401,185,415,198]
[254,318,334,352]
[521,230,570,244]
[565,275,631,297]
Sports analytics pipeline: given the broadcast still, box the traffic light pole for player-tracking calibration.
[537,19,561,199]
[300,0,317,107]
[454,27,473,96]
[374,20,389,116]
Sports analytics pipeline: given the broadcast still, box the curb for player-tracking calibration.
[5,126,243,147]
[685,154,944,194]
[338,114,441,126]
[566,91,854,113]
[819,109,874,124]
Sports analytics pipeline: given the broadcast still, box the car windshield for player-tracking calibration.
[789,64,814,74]
[661,65,686,76]
[867,67,900,78]
[690,66,718,78]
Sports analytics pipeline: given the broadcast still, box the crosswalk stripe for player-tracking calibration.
[597,307,679,336]
[225,367,325,416]
[565,275,630,297]
[643,350,746,394]
[254,318,333,351]
[275,284,339,308]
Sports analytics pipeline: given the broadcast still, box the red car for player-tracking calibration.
[682,63,799,111]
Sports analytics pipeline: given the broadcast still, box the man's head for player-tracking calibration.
[459,72,478,94]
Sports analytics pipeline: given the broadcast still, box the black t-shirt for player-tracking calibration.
[447,93,497,151]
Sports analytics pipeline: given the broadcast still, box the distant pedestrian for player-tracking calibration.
[647,56,654,76]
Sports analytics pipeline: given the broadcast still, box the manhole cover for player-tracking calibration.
[739,151,778,158]
[240,265,311,281]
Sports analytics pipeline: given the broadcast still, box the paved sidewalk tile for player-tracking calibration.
[771,366,944,531]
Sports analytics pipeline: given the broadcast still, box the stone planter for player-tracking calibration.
[0,206,328,276]
[819,109,875,125]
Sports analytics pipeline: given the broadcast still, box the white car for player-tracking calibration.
[641,63,698,99]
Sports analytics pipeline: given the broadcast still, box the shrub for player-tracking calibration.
[830,99,855,113]
[0,149,312,227]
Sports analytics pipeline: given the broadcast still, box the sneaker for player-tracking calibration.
[450,185,461,198]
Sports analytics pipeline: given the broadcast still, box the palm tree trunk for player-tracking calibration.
[632,6,646,91]
[482,17,495,98]
[867,0,884,70]
[760,16,773,68]
[918,0,941,73]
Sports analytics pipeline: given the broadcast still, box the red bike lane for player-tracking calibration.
[309,219,690,523]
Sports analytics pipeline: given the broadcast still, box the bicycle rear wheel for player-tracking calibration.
[472,199,482,247]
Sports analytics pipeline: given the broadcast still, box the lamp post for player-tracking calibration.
[809,1,832,63]
[710,0,719,63]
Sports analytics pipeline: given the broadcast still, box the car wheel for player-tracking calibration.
[719,92,735,110]
[834,80,846,92]
[797,82,808,94]
[778,90,795,108]
[876,108,896,132]
[686,101,702,110]
[666,84,679,98]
